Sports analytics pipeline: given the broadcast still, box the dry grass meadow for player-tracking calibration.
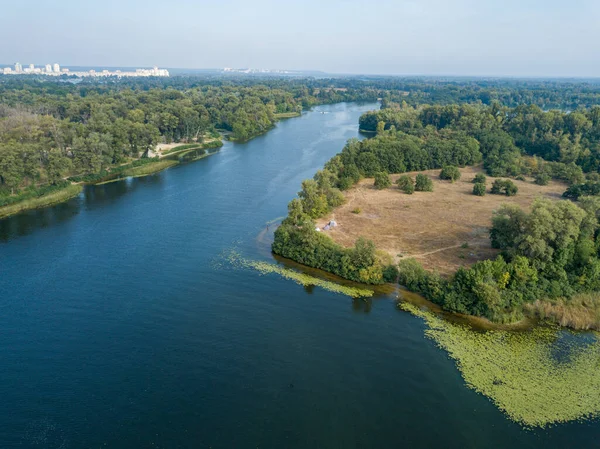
[317,166,567,275]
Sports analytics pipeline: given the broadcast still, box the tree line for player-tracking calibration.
[0,78,379,198]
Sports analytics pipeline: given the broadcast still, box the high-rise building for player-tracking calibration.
[29,64,35,70]
[53,63,60,73]
[15,62,22,73]
[45,64,52,73]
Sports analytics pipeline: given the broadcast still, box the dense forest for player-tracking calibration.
[5,74,600,230]
[0,77,382,201]
[273,94,600,325]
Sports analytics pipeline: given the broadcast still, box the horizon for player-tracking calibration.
[3,62,600,80]
[3,0,600,78]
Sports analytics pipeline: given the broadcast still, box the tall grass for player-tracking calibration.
[119,160,178,178]
[69,157,163,184]
[525,293,600,330]
[0,184,82,219]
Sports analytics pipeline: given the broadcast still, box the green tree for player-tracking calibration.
[473,173,487,184]
[415,174,433,192]
[374,171,391,189]
[298,179,329,218]
[473,183,486,196]
[535,172,550,186]
[440,166,461,182]
[397,175,415,194]
[491,179,518,196]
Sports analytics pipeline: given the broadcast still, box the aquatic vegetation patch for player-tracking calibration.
[399,302,600,428]
[226,251,373,298]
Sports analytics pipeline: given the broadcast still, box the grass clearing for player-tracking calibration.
[0,184,82,219]
[318,166,567,275]
[399,301,600,427]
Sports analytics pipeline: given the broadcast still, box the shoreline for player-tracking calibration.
[0,105,317,220]
[0,184,83,219]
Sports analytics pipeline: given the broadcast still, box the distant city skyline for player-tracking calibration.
[2,0,600,77]
[1,62,169,77]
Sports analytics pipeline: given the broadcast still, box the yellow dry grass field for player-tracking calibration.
[317,166,567,275]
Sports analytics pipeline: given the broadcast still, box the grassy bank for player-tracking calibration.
[162,140,223,156]
[274,112,301,119]
[525,293,600,330]
[0,184,82,219]
[119,159,178,178]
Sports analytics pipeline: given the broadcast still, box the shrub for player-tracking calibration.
[473,173,487,184]
[397,175,415,194]
[415,174,434,192]
[440,166,461,182]
[535,172,551,186]
[491,179,518,196]
[374,171,391,189]
[473,182,486,196]
[352,207,361,214]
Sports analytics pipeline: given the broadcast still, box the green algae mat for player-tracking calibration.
[400,302,600,428]
[225,251,374,298]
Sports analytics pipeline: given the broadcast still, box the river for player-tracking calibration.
[0,102,598,448]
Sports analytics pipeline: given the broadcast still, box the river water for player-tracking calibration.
[0,103,598,448]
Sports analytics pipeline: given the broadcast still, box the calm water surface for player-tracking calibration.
[0,103,598,448]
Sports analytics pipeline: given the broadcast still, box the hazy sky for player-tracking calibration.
[2,0,600,76]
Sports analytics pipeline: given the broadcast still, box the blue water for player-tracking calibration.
[0,103,598,448]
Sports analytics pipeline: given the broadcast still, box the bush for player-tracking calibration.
[491,179,518,196]
[415,174,434,192]
[397,175,415,194]
[473,174,487,184]
[473,183,486,196]
[374,172,391,189]
[440,166,461,182]
[352,207,361,214]
[535,172,550,186]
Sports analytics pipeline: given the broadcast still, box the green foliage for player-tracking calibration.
[0,78,377,200]
[473,173,487,184]
[396,175,415,194]
[491,179,518,196]
[272,219,387,285]
[440,165,461,182]
[535,172,550,186]
[473,182,486,196]
[563,181,600,200]
[415,173,433,192]
[0,183,82,219]
[373,171,391,189]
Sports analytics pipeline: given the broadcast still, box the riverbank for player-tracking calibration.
[0,184,83,219]
[0,140,224,219]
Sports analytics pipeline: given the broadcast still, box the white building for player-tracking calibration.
[1,62,169,78]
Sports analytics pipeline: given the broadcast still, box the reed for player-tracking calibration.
[0,184,82,219]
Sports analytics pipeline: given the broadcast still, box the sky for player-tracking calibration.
[2,0,600,77]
